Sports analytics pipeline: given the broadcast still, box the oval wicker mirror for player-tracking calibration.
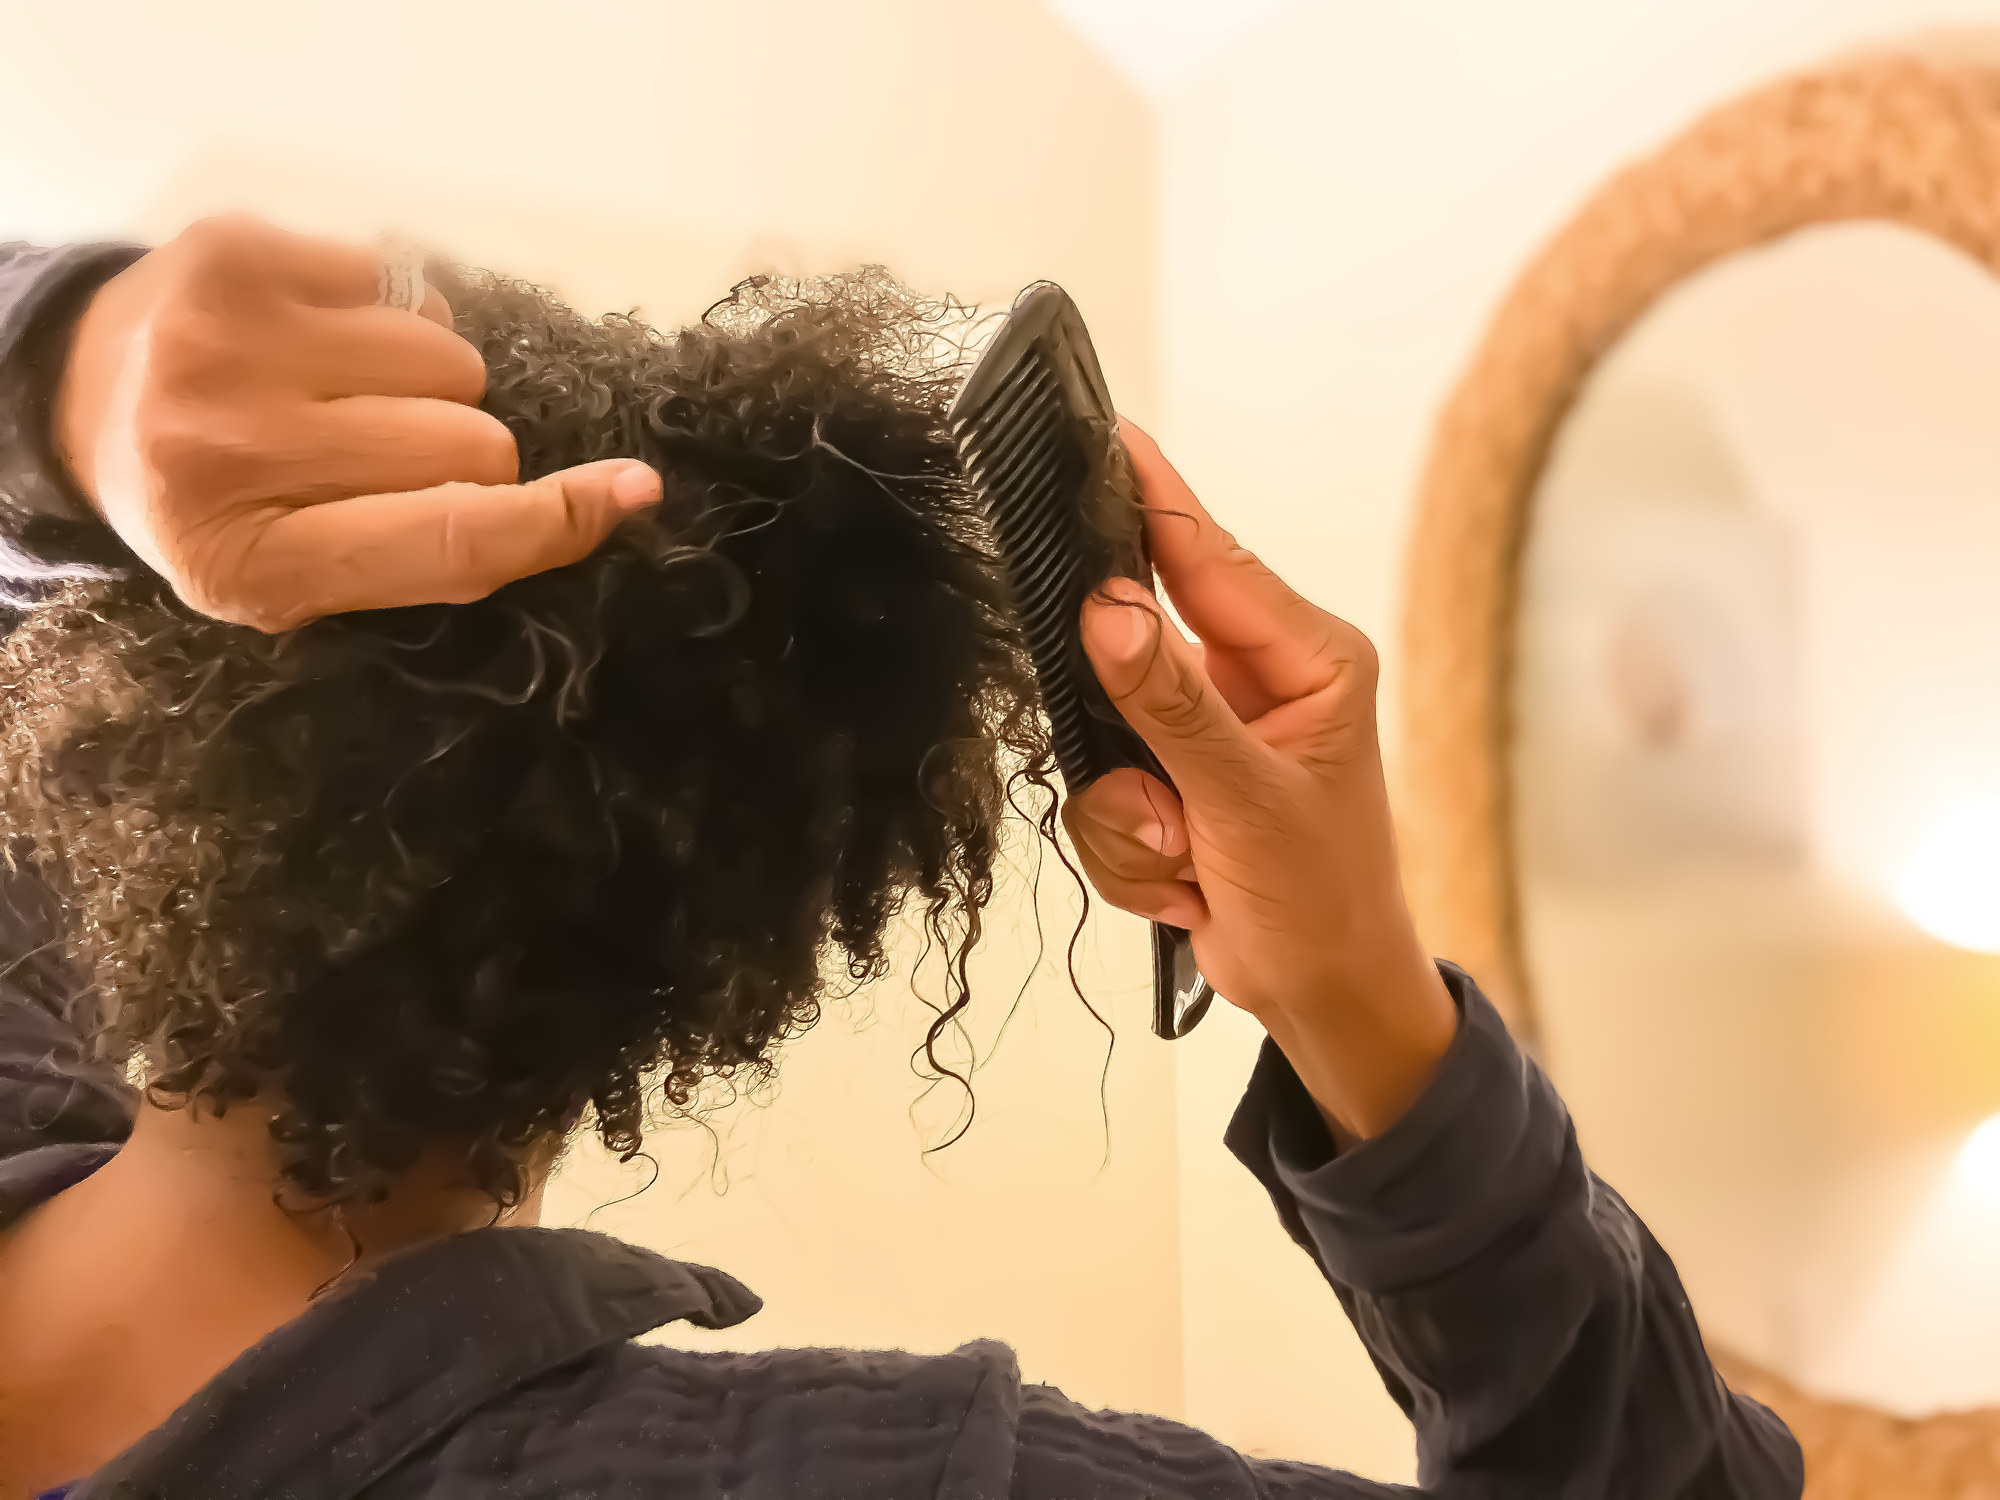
[1401,53,2000,1494]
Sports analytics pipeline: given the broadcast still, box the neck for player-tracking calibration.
[0,1097,548,1494]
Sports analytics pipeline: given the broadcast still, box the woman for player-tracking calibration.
[0,219,1801,1498]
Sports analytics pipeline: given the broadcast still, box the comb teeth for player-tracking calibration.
[952,338,1139,788]
[951,283,1209,1042]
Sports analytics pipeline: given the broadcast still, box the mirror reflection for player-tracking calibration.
[1518,220,2000,1416]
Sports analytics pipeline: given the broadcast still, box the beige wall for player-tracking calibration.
[15,0,2000,1484]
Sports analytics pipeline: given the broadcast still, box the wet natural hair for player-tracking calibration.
[0,266,1086,1214]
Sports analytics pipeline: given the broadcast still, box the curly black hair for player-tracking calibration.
[0,267,1072,1213]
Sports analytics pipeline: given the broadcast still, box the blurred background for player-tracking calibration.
[11,0,2000,1484]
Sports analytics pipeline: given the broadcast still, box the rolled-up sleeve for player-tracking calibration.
[0,241,144,595]
[1225,962,1802,1497]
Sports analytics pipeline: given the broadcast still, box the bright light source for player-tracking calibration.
[1042,0,1288,95]
[1896,796,2000,953]
[1953,1114,2000,1204]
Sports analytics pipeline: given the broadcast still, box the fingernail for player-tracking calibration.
[1133,812,1170,853]
[611,462,662,514]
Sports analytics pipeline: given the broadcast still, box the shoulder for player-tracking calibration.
[1012,1384,1387,1499]
[401,1337,1026,1499]
[409,1339,1383,1500]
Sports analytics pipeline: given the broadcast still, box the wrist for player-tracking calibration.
[1254,910,1458,1141]
[1253,886,1436,1020]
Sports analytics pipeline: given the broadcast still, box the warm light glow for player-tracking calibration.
[1955,1115,2000,1205]
[1896,796,2000,953]
[1815,1124,2000,1412]
[1043,0,1287,94]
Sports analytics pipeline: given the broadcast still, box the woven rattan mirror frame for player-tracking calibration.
[1400,53,2000,1495]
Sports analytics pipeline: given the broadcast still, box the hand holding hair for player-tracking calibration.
[54,215,662,632]
[1066,422,1458,1140]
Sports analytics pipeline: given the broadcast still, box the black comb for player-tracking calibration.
[949,283,1213,1041]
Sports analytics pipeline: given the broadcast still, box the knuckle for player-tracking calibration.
[181,531,321,634]
[146,307,236,389]
[180,212,264,249]
[1145,663,1219,738]
[1073,853,1146,917]
[1149,689,1209,738]
[456,417,519,487]
[173,579,230,622]
[432,486,510,598]
[1279,585,1329,630]
[1061,786,1111,834]
[176,572,291,633]
[173,214,271,286]
[132,398,218,482]
[1062,810,1155,880]
[1340,623,1381,684]
[548,473,590,540]
[438,335,488,404]
[1302,606,1379,686]
[138,414,257,500]
[435,493,481,574]
[237,597,310,634]
[172,215,238,261]
[1101,842,1169,882]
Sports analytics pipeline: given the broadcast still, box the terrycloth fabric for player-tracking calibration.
[0,242,1803,1498]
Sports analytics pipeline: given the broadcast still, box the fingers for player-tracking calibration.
[417,281,454,330]
[169,218,476,403]
[285,305,487,403]
[198,459,665,632]
[177,216,382,309]
[175,215,450,319]
[1079,577,1268,805]
[1118,419,1353,709]
[173,398,520,512]
[267,230,384,308]
[1065,771,1205,925]
[1066,767,1190,861]
[1070,834,1208,930]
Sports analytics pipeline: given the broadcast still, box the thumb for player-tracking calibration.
[1081,577,1267,801]
[224,458,663,631]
